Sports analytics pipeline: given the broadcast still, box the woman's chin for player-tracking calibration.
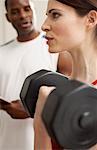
[48,47,60,53]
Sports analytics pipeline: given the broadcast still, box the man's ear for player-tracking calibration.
[5,13,11,23]
[86,10,97,29]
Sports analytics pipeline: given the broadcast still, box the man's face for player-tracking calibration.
[6,0,34,36]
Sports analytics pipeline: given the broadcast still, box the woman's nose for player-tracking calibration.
[41,19,51,32]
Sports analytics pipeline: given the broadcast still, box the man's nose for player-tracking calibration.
[19,9,27,19]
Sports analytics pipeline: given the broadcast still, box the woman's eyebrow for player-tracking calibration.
[46,8,62,15]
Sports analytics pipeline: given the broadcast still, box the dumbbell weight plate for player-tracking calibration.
[42,79,85,141]
[20,69,68,118]
[52,81,97,149]
[20,69,51,116]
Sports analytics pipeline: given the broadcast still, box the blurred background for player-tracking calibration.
[0,0,48,45]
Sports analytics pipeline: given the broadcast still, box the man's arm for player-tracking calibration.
[0,99,29,119]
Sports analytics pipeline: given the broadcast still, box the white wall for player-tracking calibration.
[0,0,48,45]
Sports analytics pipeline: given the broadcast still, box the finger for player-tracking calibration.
[39,86,56,98]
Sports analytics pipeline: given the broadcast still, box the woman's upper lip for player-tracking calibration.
[45,36,54,40]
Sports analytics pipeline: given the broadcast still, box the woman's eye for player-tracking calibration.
[51,12,61,19]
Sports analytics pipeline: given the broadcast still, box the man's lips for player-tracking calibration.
[19,21,31,28]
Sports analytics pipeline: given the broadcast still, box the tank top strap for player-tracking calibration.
[92,80,97,85]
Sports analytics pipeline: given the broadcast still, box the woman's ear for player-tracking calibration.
[86,10,97,29]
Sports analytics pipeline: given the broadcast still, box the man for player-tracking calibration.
[0,0,72,150]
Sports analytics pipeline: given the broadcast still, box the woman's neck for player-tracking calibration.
[70,46,97,84]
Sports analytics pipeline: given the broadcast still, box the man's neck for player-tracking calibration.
[17,30,40,42]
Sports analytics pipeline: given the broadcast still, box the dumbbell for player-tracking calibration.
[20,69,97,149]
[20,69,68,118]
[42,80,97,149]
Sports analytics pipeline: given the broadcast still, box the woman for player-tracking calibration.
[34,0,97,149]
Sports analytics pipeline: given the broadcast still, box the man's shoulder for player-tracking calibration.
[37,32,46,40]
[0,39,15,48]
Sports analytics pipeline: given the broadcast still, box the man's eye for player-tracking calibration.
[25,6,32,12]
[11,10,18,15]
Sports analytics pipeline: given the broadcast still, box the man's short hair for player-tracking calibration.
[5,0,8,11]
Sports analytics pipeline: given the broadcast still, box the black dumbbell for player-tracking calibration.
[20,69,97,149]
[42,80,97,149]
[20,69,68,118]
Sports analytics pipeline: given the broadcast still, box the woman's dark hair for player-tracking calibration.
[56,0,97,37]
[56,0,97,16]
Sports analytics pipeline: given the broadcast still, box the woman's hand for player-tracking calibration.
[34,86,55,150]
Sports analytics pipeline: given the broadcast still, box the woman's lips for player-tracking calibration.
[45,36,54,44]
[46,39,53,45]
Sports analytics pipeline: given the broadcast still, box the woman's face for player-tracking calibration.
[42,0,87,53]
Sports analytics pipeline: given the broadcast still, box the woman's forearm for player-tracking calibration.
[34,117,52,150]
